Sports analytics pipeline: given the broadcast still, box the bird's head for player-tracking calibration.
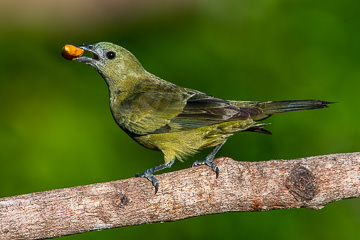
[75,42,145,87]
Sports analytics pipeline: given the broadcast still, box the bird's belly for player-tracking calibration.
[133,119,254,161]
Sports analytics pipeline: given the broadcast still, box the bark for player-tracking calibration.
[0,152,359,240]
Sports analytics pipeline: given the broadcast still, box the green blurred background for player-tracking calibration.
[1,0,359,239]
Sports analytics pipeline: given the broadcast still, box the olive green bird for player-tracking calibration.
[70,42,331,193]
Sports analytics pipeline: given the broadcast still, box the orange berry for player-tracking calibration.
[62,44,84,60]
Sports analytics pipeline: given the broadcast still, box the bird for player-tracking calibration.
[63,42,331,193]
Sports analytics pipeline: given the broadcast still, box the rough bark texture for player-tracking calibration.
[1,152,359,240]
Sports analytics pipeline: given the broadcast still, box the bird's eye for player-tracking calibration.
[106,51,116,59]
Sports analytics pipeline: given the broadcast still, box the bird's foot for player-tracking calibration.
[135,159,175,194]
[136,170,159,194]
[191,158,219,178]
[190,140,227,178]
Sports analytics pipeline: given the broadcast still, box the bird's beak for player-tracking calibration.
[74,44,100,63]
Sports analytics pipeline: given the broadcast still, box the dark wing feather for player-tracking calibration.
[169,92,263,130]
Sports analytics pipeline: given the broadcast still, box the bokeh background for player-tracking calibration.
[1,0,359,239]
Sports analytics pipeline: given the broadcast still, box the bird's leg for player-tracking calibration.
[190,140,227,178]
[136,159,175,194]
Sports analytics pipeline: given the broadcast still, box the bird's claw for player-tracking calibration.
[191,159,219,178]
[135,160,175,194]
[136,171,159,194]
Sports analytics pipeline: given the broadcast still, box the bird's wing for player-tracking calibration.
[169,92,263,130]
[118,90,190,135]
[119,90,264,135]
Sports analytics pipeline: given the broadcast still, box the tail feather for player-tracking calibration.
[230,99,332,134]
[245,124,273,135]
[261,100,332,115]
[231,100,333,121]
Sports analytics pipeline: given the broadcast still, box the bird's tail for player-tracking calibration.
[232,99,333,121]
[260,100,331,115]
[231,99,333,135]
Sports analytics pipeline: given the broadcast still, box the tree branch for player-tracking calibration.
[1,152,359,239]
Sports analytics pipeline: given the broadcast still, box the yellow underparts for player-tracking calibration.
[134,119,255,165]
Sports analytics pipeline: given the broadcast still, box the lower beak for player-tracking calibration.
[75,45,99,63]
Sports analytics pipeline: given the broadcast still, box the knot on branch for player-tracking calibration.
[285,165,317,201]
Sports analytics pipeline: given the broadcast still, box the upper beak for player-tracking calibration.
[75,44,99,63]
